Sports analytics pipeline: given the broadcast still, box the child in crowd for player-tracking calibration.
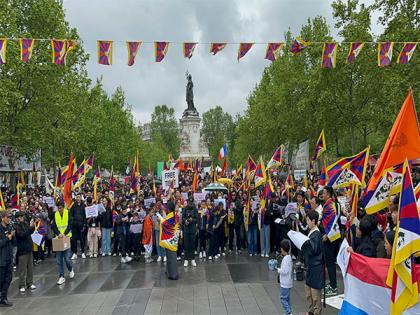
[129,212,142,261]
[278,239,293,315]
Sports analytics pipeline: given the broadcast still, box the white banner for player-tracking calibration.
[144,198,156,209]
[85,205,99,218]
[162,169,179,190]
[194,192,207,203]
[292,140,310,170]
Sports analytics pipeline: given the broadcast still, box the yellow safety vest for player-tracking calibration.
[55,209,72,237]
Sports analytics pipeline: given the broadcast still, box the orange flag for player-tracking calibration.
[366,90,420,213]
[63,153,75,208]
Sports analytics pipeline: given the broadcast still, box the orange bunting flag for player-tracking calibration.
[347,42,364,64]
[98,40,113,65]
[210,43,227,55]
[127,41,141,66]
[0,39,7,64]
[264,43,283,61]
[20,38,35,62]
[378,42,394,67]
[397,42,417,65]
[322,42,338,68]
[290,37,309,54]
[155,41,169,62]
[237,43,253,61]
[183,42,197,59]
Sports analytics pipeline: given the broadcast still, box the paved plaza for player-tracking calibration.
[1,254,341,315]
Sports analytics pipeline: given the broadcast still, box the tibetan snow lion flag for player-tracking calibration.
[20,38,35,62]
[322,42,338,68]
[378,42,394,67]
[126,41,141,66]
[267,145,283,169]
[237,43,253,61]
[98,40,113,65]
[397,42,417,65]
[347,42,364,64]
[155,41,169,62]
[290,37,309,54]
[254,157,267,188]
[52,40,76,65]
[159,211,180,251]
[183,42,197,59]
[0,39,7,64]
[322,198,341,242]
[312,130,326,161]
[265,42,283,61]
[210,43,227,55]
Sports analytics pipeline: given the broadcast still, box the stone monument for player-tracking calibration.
[179,73,210,160]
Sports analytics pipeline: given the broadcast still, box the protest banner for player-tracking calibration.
[42,196,55,208]
[162,169,179,190]
[144,198,156,209]
[194,192,207,203]
[214,198,226,209]
[85,205,98,218]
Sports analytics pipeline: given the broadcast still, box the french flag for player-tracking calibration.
[338,241,420,314]
[218,144,228,161]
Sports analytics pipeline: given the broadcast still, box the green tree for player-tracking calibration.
[150,105,180,157]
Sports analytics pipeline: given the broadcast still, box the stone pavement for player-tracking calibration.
[1,254,341,315]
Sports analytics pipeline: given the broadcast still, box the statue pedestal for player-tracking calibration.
[179,114,209,160]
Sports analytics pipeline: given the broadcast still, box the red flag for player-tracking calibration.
[210,43,226,55]
[183,42,197,59]
[127,41,141,66]
[155,41,169,62]
[237,43,253,61]
[63,153,75,208]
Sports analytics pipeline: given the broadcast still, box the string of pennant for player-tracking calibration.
[0,37,417,68]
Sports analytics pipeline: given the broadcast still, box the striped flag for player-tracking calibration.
[347,42,364,64]
[127,41,141,66]
[98,40,113,65]
[397,42,417,65]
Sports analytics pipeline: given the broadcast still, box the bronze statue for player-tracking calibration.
[184,72,198,117]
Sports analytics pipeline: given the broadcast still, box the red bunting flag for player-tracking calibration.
[322,42,338,68]
[378,42,394,67]
[98,40,113,65]
[126,41,141,66]
[237,43,253,61]
[210,43,227,55]
[0,39,7,64]
[347,42,364,64]
[397,42,417,65]
[155,41,169,62]
[264,43,283,61]
[290,37,309,54]
[20,38,35,62]
[183,42,197,59]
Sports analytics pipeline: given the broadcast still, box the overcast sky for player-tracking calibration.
[62,0,379,125]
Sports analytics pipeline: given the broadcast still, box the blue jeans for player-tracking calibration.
[56,248,73,277]
[154,230,166,257]
[247,225,257,255]
[280,287,292,315]
[260,224,270,256]
[102,228,111,254]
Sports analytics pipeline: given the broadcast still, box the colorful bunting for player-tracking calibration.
[322,42,338,68]
[347,42,364,64]
[397,42,417,65]
[20,38,35,62]
[0,39,7,64]
[264,43,283,62]
[51,39,75,65]
[98,40,113,65]
[237,43,253,61]
[126,41,141,66]
[290,37,309,54]
[210,43,227,55]
[155,41,169,62]
[183,42,197,59]
[378,42,394,67]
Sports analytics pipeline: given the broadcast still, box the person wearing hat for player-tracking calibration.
[0,210,14,307]
[14,211,36,293]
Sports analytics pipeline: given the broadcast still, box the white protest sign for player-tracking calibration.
[294,169,306,181]
[181,192,188,201]
[144,198,156,209]
[285,202,297,217]
[42,196,55,208]
[292,139,310,170]
[31,232,43,246]
[162,169,179,190]
[287,230,309,250]
[214,198,226,210]
[85,205,99,218]
[194,192,207,203]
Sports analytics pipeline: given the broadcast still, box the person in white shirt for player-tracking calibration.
[278,239,293,315]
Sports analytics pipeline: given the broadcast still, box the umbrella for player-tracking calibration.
[217,178,233,186]
[203,182,228,193]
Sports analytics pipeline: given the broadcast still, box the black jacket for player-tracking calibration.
[115,213,130,235]
[100,207,113,228]
[0,224,14,267]
[356,235,376,258]
[301,228,324,290]
[183,203,198,235]
[233,199,244,226]
[14,221,35,256]
[70,202,86,229]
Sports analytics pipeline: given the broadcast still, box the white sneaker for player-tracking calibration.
[108,252,112,256]
[208,256,212,260]
[265,254,269,258]
[157,256,162,262]
[89,254,94,258]
[163,256,167,262]
[222,252,226,256]
[19,287,25,293]
[94,254,97,258]
[69,269,75,279]
[102,253,106,257]
[29,284,37,290]
[71,254,77,260]
[184,260,188,267]
[81,253,86,259]
[203,252,206,258]
[199,252,203,259]
[131,252,134,256]
[121,257,127,264]
[125,256,132,263]
[177,256,181,261]
[261,253,264,257]
[57,277,66,285]
[191,260,197,267]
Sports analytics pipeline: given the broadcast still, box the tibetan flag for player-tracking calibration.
[327,147,370,188]
[98,40,113,65]
[387,160,420,314]
[397,42,417,65]
[285,174,295,190]
[183,42,197,59]
[245,156,257,179]
[93,167,101,202]
[254,157,266,188]
[322,198,341,242]
[237,43,253,61]
[159,211,180,251]
[51,40,67,65]
[67,40,77,55]
[312,130,326,160]
[85,155,94,173]
[267,146,282,169]
[0,39,7,64]
[347,42,364,64]
[72,159,88,189]
[378,42,394,67]
[290,37,310,54]
[265,42,283,62]
[210,43,226,55]
[20,38,35,62]
[322,42,338,68]
[218,143,228,161]
[0,189,4,210]
[109,167,115,203]
[319,163,327,186]
[365,90,420,214]
[126,41,141,66]
[155,41,169,62]
[63,153,75,208]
